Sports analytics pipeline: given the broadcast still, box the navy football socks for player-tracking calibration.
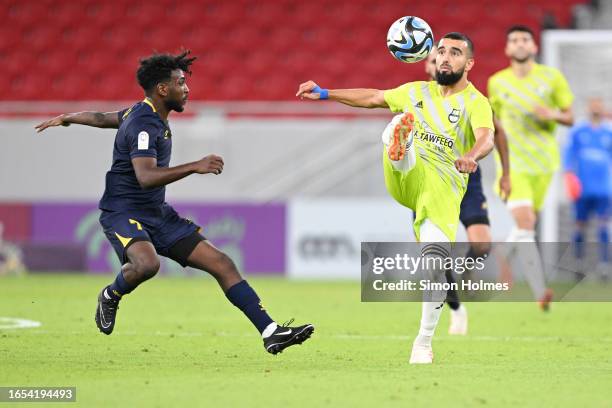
[106,271,136,301]
[225,280,274,334]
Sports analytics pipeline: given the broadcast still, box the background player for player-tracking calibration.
[296,33,495,363]
[487,25,574,310]
[564,96,612,281]
[423,47,511,335]
[0,223,25,276]
[35,51,314,354]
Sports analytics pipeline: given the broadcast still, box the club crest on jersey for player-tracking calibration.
[164,130,171,139]
[448,108,461,124]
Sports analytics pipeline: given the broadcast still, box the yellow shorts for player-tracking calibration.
[383,147,465,242]
[496,171,553,211]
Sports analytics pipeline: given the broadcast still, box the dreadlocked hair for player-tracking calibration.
[136,50,196,93]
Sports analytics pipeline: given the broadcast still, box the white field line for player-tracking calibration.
[0,317,42,330]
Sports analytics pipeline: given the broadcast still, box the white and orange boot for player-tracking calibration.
[387,112,415,161]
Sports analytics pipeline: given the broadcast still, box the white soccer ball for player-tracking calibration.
[386,16,434,63]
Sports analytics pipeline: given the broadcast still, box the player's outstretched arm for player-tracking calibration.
[132,155,224,189]
[296,80,388,109]
[35,111,121,132]
[493,117,511,201]
[454,128,494,173]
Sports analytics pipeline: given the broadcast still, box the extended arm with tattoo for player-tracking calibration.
[35,111,121,132]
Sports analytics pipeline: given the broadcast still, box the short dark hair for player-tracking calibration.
[441,32,474,56]
[136,50,196,93]
[506,25,535,39]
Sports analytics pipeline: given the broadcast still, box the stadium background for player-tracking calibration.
[2,1,612,407]
[2,0,609,277]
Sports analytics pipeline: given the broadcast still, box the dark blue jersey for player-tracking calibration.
[99,99,173,211]
[564,121,612,197]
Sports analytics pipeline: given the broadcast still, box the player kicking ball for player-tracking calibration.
[297,33,495,364]
[35,51,313,354]
[421,46,511,335]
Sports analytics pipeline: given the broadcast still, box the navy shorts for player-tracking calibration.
[574,196,610,222]
[99,203,202,265]
[459,167,490,228]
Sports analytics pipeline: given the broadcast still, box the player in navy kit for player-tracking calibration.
[35,51,313,354]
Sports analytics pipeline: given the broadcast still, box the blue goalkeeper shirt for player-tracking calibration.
[563,121,612,197]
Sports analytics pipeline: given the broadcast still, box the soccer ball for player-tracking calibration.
[386,16,434,63]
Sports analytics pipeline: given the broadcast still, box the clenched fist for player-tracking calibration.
[454,156,478,173]
[296,80,323,100]
[193,155,224,175]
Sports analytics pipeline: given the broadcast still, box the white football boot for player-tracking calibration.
[409,343,434,364]
[448,304,468,335]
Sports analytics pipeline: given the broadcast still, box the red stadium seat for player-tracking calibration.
[0,25,22,54]
[47,2,90,29]
[266,26,302,55]
[21,25,62,53]
[244,51,275,77]
[245,2,289,32]
[84,2,127,23]
[201,2,246,29]
[292,2,326,30]
[5,50,36,77]
[5,1,48,29]
[19,74,53,100]
[167,3,203,27]
[63,26,105,53]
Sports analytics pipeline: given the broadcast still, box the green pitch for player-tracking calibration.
[1,275,611,407]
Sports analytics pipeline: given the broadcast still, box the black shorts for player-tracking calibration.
[99,203,205,266]
[459,167,490,228]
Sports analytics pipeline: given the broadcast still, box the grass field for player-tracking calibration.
[1,274,612,407]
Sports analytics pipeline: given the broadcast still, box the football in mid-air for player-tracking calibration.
[386,16,434,63]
